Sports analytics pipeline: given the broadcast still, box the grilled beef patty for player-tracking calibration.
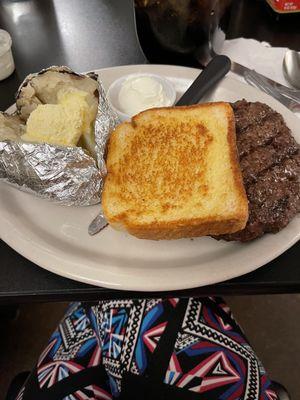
[217,100,300,242]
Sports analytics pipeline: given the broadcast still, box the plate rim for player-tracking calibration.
[0,63,299,291]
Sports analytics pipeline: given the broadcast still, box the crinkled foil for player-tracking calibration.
[89,74,119,232]
[0,141,102,205]
[0,66,119,206]
[94,77,119,174]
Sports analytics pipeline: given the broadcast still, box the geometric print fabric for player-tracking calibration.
[16,298,277,400]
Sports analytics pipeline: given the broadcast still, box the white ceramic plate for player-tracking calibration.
[0,64,299,291]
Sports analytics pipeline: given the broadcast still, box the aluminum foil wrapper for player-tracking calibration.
[0,66,119,206]
[95,80,119,175]
[0,141,103,205]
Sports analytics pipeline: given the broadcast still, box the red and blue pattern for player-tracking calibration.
[16,298,277,400]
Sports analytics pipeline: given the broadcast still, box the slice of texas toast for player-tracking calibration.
[102,103,248,240]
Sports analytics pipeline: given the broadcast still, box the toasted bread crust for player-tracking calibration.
[108,215,247,240]
[102,103,248,240]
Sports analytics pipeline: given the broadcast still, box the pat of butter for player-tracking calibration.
[22,88,95,147]
[118,75,172,116]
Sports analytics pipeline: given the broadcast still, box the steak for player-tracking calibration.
[217,100,300,242]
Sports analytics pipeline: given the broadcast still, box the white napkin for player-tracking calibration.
[221,38,289,86]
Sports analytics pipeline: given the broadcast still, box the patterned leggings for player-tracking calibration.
[16,297,277,399]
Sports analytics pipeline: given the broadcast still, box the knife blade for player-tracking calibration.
[231,61,300,102]
[244,70,300,113]
[231,61,300,111]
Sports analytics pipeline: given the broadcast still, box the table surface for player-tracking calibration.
[0,0,299,303]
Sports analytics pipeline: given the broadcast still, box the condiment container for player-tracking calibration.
[107,73,176,121]
[0,30,15,81]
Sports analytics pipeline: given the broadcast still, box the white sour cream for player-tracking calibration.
[118,75,172,116]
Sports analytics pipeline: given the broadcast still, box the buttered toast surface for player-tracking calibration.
[102,103,248,240]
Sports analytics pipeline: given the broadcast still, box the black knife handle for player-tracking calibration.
[176,55,231,106]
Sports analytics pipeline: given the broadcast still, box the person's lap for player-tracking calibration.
[13,297,278,399]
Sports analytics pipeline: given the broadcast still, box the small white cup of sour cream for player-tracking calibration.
[0,30,15,81]
[107,73,176,121]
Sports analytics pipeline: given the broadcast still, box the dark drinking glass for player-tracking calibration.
[135,0,233,67]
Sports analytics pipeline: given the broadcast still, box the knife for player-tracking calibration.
[231,61,300,112]
[176,55,231,106]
